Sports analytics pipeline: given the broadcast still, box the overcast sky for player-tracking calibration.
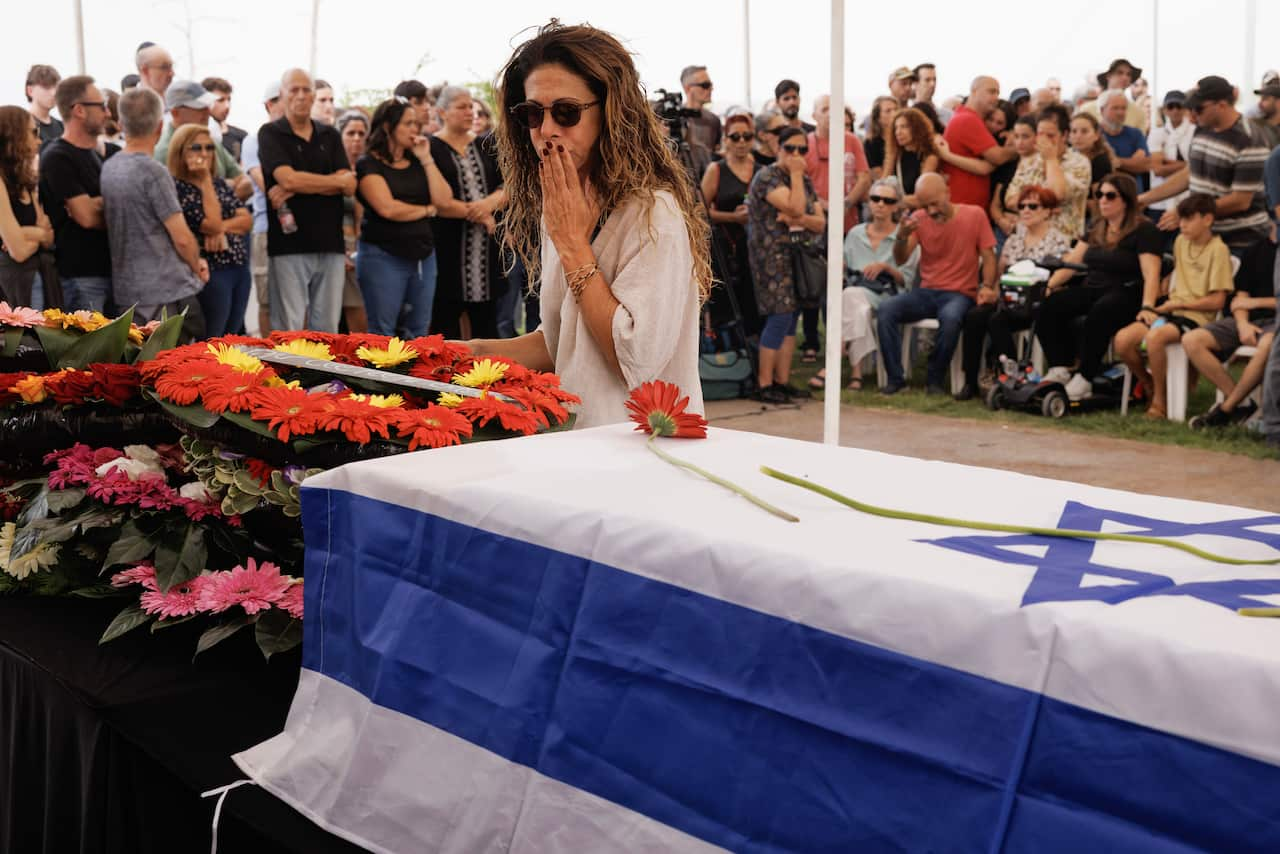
[5,1,1276,126]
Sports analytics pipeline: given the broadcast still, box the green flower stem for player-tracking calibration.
[1238,608,1280,618]
[648,438,799,523]
[760,466,1280,567]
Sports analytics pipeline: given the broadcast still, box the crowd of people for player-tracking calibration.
[0,46,1277,445]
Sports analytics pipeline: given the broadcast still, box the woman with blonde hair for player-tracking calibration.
[0,106,55,307]
[467,20,712,427]
[167,122,252,337]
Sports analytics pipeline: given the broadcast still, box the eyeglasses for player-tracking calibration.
[150,62,174,72]
[508,99,600,130]
[1095,190,1121,201]
[726,131,754,142]
[867,194,899,205]
[782,144,809,154]
[1017,202,1042,210]
[186,143,217,153]
[691,81,713,90]
[76,101,107,109]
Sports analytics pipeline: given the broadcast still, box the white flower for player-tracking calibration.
[96,457,165,481]
[177,481,211,502]
[124,445,163,466]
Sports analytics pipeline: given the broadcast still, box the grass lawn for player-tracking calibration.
[786,347,1278,461]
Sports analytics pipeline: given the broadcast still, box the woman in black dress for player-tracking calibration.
[0,106,55,307]
[429,86,508,339]
[701,112,762,336]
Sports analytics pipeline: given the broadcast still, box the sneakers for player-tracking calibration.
[925,383,947,397]
[953,383,976,401]
[1042,366,1072,385]
[1064,373,1092,401]
[880,380,906,395]
[1191,400,1258,430]
[755,385,789,405]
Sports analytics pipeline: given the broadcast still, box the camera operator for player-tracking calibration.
[680,65,722,155]
[653,88,712,192]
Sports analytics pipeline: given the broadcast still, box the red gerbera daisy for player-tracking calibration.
[456,392,542,435]
[248,385,320,441]
[200,372,267,414]
[312,396,394,444]
[392,404,473,450]
[153,365,217,405]
[625,381,707,439]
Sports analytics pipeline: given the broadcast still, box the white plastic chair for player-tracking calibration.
[1214,345,1262,408]
[875,319,964,391]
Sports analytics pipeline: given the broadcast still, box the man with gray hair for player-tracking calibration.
[135,43,176,96]
[680,64,721,154]
[1097,88,1150,191]
[100,88,207,334]
[256,68,354,332]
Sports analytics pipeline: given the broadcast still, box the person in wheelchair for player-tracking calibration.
[957,183,1072,399]
[1035,173,1163,400]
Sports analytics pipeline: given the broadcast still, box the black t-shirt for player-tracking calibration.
[751,149,776,167]
[38,138,111,278]
[1088,152,1111,187]
[864,136,885,171]
[257,118,348,256]
[221,126,247,163]
[1083,219,1163,289]
[36,115,64,153]
[355,153,434,260]
[991,158,1019,211]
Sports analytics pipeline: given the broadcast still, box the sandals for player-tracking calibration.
[801,349,818,364]
[1144,403,1167,420]
[846,378,863,391]
[808,370,826,390]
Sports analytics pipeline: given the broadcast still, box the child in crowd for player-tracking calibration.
[1113,193,1232,419]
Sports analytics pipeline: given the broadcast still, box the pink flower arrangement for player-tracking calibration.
[140,576,207,619]
[196,557,293,615]
[278,581,304,619]
[111,558,303,621]
[45,443,230,522]
[110,562,158,590]
[0,301,47,328]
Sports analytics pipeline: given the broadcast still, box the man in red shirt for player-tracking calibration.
[804,94,869,231]
[938,76,1016,206]
[878,173,997,395]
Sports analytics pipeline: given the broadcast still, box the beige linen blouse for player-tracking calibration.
[538,189,704,429]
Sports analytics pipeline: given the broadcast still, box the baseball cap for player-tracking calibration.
[1009,88,1031,105]
[164,79,217,111]
[1186,75,1234,110]
[890,66,917,83]
[263,81,281,103]
[1162,90,1187,107]
[1255,70,1280,98]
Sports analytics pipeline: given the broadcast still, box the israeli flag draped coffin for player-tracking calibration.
[235,425,1280,853]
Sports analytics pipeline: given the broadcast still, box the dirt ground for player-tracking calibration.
[706,398,1280,512]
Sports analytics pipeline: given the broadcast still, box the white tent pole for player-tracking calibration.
[742,0,752,110]
[309,0,321,78]
[73,0,86,74]
[1149,0,1158,134]
[822,0,845,446]
[1243,0,1257,107]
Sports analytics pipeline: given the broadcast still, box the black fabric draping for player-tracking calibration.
[0,597,365,853]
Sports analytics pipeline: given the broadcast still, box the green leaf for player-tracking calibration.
[101,519,160,570]
[46,487,87,514]
[151,613,198,631]
[17,486,49,526]
[55,307,135,370]
[133,310,185,363]
[69,583,125,599]
[233,470,264,495]
[143,388,222,429]
[227,490,262,515]
[33,324,80,368]
[33,506,122,546]
[221,411,282,440]
[99,602,152,644]
[152,524,206,592]
[194,615,253,658]
[255,609,303,660]
[2,327,24,358]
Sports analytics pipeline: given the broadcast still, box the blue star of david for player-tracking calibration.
[923,501,1280,610]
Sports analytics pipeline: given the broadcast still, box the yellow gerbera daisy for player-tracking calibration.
[350,393,405,409]
[357,337,418,369]
[437,392,465,408]
[273,339,334,361]
[11,373,48,403]
[452,358,508,389]
[127,326,145,346]
[206,343,265,374]
[263,376,301,389]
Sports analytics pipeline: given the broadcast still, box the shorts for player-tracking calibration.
[1199,315,1278,353]
[1163,314,1199,336]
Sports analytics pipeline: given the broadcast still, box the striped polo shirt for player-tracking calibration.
[1187,117,1271,248]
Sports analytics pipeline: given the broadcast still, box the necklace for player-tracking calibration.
[1185,238,1211,264]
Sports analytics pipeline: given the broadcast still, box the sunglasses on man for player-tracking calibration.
[508,99,600,130]
[725,131,754,142]
[690,81,713,90]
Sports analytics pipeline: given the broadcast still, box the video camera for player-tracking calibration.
[652,88,703,142]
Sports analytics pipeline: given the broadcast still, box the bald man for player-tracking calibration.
[937,76,1017,206]
[255,68,355,332]
[878,173,996,395]
[135,44,175,95]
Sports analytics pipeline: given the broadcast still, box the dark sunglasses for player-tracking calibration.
[1095,190,1121,201]
[867,194,899,205]
[508,99,599,130]
[782,144,809,155]
[691,81,713,89]
[759,127,781,136]
[726,131,754,142]
[1017,202,1042,210]
[186,143,217,153]
[76,100,107,109]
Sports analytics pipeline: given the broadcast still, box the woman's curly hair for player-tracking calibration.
[0,106,38,200]
[885,107,938,164]
[494,20,712,302]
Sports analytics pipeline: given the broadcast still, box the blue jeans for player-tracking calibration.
[62,276,112,312]
[268,253,345,332]
[877,287,975,386]
[198,264,252,338]
[355,241,432,337]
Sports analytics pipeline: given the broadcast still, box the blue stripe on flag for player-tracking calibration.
[300,488,1280,853]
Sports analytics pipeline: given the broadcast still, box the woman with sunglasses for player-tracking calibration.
[838,178,919,391]
[1035,173,1163,401]
[167,123,251,337]
[747,125,826,404]
[463,21,712,429]
[0,106,55,307]
[957,184,1072,399]
[701,112,763,335]
[429,86,508,339]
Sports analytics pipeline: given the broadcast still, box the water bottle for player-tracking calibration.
[278,202,298,235]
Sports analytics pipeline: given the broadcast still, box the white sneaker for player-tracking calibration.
[1043,366,1072,384]
[1064,373,1092,401]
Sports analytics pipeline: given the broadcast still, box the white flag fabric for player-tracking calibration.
[236,425,1280,852]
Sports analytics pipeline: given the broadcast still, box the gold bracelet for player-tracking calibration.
[565,262,600,301]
